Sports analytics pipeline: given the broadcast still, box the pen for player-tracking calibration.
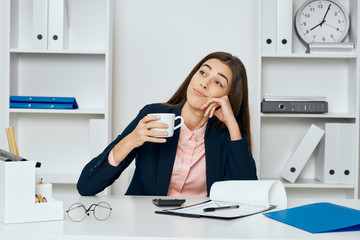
[203,205,239,212]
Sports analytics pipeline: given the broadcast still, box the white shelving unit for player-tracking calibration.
[258,0,359,198]
[5,0,113,187]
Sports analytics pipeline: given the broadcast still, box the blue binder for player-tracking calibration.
[264,202,360,233]
[10,96,78,109]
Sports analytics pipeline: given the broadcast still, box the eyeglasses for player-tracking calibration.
[66,201,112,222]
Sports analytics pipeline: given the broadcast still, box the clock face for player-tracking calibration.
[295,0,350,44]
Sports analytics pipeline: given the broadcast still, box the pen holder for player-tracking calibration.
[0,160,63,224]
[36,182,52,200]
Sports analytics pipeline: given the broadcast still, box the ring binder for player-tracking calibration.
[10,96,78,109]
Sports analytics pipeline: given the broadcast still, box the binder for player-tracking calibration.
[10,96,78,109]
[10,102,74,109]
[261,101,328,113]
[261,0,277,54]
[281,124,324,183]
[276,0,293,53]
[339,123,355,184]
[315,123,340,184]
[264,202,360,233]
[32,0,48,49]
[48,0,68,50]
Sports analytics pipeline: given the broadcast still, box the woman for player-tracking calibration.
[77,51,257,196]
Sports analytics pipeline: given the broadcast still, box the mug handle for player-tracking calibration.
[173,116,184,130]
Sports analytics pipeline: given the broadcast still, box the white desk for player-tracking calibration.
[1,195,359,240]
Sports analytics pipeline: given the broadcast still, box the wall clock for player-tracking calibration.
[294,0,350,45]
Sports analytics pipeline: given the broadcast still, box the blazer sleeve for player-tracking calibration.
[224,136,258,180]
[76,105,150,196]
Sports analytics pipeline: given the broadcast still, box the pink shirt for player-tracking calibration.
[108,123,208,197]
[167,123,207,197]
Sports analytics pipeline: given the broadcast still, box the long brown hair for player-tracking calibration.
[164,52,252,151]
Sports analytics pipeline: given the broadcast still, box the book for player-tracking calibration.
[264,202,360,233]
[155,180,287,220]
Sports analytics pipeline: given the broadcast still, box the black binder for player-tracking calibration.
[261,100,328,113]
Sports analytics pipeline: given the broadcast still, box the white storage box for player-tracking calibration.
[0,160,63,224]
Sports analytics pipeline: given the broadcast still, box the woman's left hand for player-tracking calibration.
[200,96,236,125]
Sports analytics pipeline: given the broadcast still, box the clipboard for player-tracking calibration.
[155,199,276,220]
[155,180,287,220]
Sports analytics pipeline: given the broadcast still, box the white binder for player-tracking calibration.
[277,0,293,53]
[281,124,324,184]
[48,0,69,50]
[339,123,355,184]
[262,0,277,54]
[32,0,48,49]
[315,123,340,184]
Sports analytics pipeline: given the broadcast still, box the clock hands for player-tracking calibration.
[310,22,322,31]
[321,4,331,24]
[322,22,340,31]
[310,4,332,31]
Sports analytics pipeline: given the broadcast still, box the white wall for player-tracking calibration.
[0,0,260,195]
[111,0,260,194]
[0,0,8,150]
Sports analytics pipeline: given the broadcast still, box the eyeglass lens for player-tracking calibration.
[94,202,112,221]
[66,202,112,222]
[67,203,87,222]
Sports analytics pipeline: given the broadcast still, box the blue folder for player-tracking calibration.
[264,202,360,233]
[10,96,78,109]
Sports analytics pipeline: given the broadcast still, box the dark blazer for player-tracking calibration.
[77,103,257,196]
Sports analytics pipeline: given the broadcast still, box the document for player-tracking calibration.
[264,202,360,233]
[155,180,287,220]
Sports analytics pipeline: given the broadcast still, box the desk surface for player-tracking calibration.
[1,195,360,240]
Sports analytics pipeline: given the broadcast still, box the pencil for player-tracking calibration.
[5,126,19,156]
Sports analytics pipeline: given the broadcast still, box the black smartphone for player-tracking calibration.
[152,198,186,207]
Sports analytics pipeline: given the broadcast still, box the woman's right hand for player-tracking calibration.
[127,115,169,148]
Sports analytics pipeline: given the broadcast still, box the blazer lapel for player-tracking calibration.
[156,105,182,195]
[205,120,222,194]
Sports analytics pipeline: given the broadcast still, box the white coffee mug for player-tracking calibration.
[147,113,184,137]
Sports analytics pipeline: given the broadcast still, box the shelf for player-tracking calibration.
[260,113,357,119]
[9,108,106,115]
[282,179,355,189]
[10,48,106,55]
[262,53,357,59]
[263,178,355,189]
[42,172,80,184]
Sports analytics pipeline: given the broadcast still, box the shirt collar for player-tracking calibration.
[179,122,207,144]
